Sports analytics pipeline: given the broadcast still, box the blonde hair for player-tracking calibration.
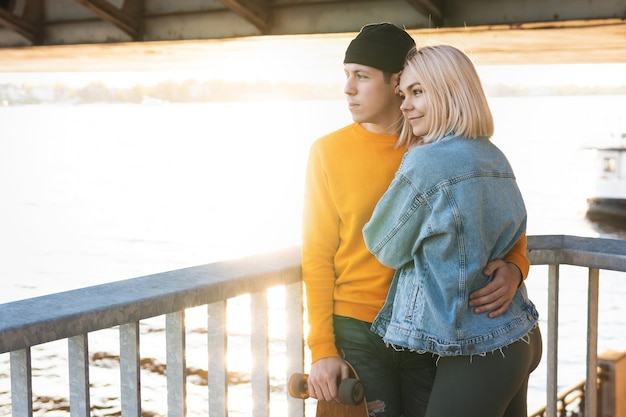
[396,44,494,148]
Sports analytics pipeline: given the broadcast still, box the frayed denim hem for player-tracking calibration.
[381,323,539,364]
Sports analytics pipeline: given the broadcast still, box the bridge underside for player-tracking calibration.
[0,0,625,70]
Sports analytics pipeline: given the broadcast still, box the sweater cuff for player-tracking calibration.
[308,340,340,363]
[504,251,530,285]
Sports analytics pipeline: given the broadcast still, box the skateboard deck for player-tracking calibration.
[288,361,368,417]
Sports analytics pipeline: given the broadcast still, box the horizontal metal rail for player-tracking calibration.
[0,246,302,353]
[527,235,626,272]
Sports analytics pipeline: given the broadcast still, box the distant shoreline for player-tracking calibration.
[1,79,626,106]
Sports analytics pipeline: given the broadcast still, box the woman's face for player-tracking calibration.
[398,68,431,139]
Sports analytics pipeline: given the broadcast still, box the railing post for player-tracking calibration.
[286,281,305,417]
[166,311,187,417]
[10,348,32,417]
[547,264,560,417]
[586,268,600,417]
[120,322,141,417]
[251,290,270,417]
[208,300,228,417]
[68,334,91,417]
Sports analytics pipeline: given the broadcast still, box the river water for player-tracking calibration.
[1,96,625,416]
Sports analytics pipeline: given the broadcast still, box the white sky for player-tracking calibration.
[478,63,626,87]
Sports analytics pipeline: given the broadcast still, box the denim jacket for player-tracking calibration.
[363,135,538,356]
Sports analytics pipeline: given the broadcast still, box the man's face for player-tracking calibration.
[343,63,401,127]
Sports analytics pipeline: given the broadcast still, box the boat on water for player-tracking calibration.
[587,133,626,219]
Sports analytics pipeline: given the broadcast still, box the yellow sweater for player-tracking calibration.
[301,123,529,362]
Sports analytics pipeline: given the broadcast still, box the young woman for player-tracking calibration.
[363,44,542,417]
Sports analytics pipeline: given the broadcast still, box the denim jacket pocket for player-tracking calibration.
[393,265,424,323]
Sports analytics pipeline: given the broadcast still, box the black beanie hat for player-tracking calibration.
[344,23,415,73]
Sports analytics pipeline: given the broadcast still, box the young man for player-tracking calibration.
[301,23,529,417]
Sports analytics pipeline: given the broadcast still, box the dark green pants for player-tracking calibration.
[334,315,437,417]
[426,326,543,417]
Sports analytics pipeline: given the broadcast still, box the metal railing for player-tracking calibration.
[527,235,626,417]
[528,379,587,417]
[1,235,625,417]
[0,246,305,417]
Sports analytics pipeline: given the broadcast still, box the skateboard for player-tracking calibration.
[288,361,368,417]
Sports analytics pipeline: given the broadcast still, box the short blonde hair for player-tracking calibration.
[396,44,494,148]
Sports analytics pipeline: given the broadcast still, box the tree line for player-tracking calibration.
[1,78,625,106]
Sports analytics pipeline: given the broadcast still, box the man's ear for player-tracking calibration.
[391,72,402,93]
[392,71,402,88]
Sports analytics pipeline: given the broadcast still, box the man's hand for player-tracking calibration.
[307,357,349,403]
[468,259,522,318]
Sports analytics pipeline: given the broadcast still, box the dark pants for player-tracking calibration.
[426,326,543,417]
[334,315,437,417]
